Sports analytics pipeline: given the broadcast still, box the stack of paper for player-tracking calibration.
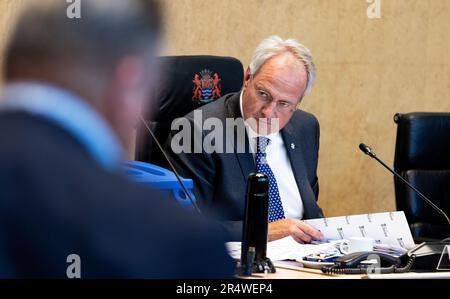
[304,211,415,249]
[226,211,415,261]
[226,237,341,261]
[373,243,408,257]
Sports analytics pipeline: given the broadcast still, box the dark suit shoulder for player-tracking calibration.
[290,109,320,131]
[0,112,234,278]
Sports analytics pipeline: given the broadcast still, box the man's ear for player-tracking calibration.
[115,56,145,90]
[243,67,252,88]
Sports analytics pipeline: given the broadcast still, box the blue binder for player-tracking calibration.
[124,161,197,209]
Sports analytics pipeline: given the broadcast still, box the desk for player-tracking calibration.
[244,261,450,279]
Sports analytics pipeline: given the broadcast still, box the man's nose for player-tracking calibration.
[261,101,277,118]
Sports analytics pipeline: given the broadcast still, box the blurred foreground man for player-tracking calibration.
[0,0,233,278]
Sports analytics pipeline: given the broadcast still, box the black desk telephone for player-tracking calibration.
[321,241,450,275]
[321,251,411,274]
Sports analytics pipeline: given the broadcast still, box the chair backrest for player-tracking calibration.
[135,55,244,166]
[393,112,450,233]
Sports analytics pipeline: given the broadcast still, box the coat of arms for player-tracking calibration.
[192,69,222,103]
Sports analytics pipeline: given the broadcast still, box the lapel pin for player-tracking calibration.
[290,143,296,150]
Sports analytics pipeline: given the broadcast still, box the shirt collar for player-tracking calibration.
[0,81,124,172]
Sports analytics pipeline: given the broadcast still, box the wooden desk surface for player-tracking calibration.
[244,261,364,279]
[244,261,450,279]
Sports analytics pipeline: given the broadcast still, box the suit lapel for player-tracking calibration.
[281,122,320,219]
[225,93,255,180]
[234,135,255,180]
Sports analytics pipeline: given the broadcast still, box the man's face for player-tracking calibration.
[242,52,308,135]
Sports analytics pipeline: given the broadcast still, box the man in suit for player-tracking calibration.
[167,36,324,242]
[0,0,233,278]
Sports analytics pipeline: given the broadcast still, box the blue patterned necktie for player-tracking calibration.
[255,136,285,222]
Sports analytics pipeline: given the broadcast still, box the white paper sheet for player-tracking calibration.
[304,211,415,249]
[226,237,341,261]
[226,211,416,261]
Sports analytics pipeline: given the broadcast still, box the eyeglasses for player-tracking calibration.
[252,81,297,113]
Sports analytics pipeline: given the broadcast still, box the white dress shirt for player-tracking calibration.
[239,92,304,219]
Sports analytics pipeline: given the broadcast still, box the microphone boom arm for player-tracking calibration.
[372,154,450,225]
[139,116,201,214]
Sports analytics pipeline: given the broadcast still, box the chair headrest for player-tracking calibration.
[394,112,450,170]
[148,55,244,122]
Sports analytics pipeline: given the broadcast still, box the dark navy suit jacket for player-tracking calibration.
[0,112,234,278]
[167,92,324,240]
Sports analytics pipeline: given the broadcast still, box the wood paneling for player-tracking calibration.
[1,0,449,216]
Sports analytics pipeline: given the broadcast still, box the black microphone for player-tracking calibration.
[359,143,450,226]
[139,116,201,214]
[359,143,376,158]
[240,173,275,275]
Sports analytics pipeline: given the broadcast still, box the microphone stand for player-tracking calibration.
[359,143,450,271]
[359,143,450,228]
[139,116,201,214]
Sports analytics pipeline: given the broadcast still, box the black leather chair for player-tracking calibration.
[135,55,244,166]
[393,112,450,242]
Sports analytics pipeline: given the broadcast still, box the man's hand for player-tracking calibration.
[268,219,323,243]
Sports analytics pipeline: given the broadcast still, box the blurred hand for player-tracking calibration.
[268,219,323,243]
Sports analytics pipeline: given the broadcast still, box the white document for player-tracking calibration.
[226,211,415,261]
[304,211,415,249]
[226,237,341,261]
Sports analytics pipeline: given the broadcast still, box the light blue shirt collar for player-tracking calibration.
[0,81,124,172]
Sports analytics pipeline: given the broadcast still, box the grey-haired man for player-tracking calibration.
[168,36,324,243]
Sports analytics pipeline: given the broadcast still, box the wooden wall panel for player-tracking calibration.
[1,0,449,216]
